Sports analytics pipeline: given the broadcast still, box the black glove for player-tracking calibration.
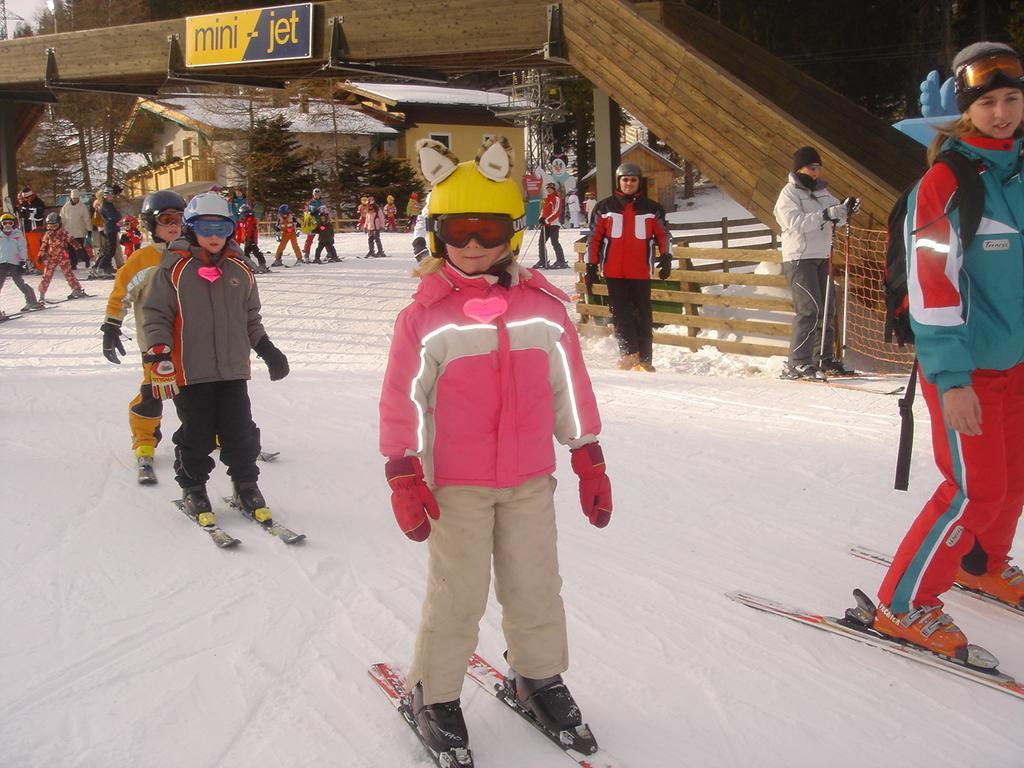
[823,204,848,225]
[254,335,289,381]
[844,197,862,216]
[584,263,599,291]
[657,255,673,280]
[412,236,428,262]
[101,318,126,364]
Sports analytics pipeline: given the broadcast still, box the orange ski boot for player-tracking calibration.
[873,603,969,658]
[956,561,1024,609]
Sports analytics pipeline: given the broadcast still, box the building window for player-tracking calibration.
[428,133,451,149]
[164,143,174,161]
[182,137,193,157]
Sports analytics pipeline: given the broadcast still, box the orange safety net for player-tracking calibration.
[834,225,915,369]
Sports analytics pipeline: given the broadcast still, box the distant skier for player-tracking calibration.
[60,190,93,269]
[384,194,398,231]
[142,192,289,527]
[236,204,268,273]
[361,197,387,257]
[312,209,339,263]
[271,204,303,266]
[774,146,859,380]
[585,162,671,371]
[405,191,421,231]
[90,186,122,278]
[874,42,1024,663]
[0,211,42,312]
[565,188,582,228]
[100,190,187,483]
[533,183,566,269]
[379,136,612,760]
[36,212,87,303]
[118,216,143,259]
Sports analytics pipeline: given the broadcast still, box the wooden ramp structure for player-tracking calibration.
[0,0,923,224]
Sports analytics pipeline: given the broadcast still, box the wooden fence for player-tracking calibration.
[574,219,796,358]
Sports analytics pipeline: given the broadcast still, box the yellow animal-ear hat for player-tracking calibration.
[417,136,526,257]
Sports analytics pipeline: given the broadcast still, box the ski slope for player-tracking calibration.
[0,230,1020,768]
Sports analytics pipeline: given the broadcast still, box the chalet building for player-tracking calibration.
[118,95,398,199]
[334,82,527,184]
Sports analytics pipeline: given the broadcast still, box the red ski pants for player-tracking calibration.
[38,250,83,297]
[879,364,1024,613]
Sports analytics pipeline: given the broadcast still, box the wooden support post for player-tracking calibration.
[592,86,621,200]
[678,245,701,337]
[0,102,18,212]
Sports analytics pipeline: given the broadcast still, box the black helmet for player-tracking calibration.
[141,190,187,239]
[45,212,61,227]
[615,162,643,191]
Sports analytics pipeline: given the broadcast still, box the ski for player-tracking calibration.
[368,663,474,768]
[223,496,305,544]
[0,313,23,322]
[464,654,622,767]
[848,545,1024,619]
[171,499,240,548]
[727,590,1024,701]
[258,450,280,462]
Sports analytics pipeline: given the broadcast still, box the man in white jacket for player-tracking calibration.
[773,146,858,380]
[60,190,93,269]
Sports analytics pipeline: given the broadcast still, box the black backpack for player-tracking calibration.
[886,150,985,490]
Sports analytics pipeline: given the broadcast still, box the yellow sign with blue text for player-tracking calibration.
[185,4,314,68]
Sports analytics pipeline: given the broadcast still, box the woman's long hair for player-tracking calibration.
[927,112,1024,165]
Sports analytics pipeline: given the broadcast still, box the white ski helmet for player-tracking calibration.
[184,192,232,223]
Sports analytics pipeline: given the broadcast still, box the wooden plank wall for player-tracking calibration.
[573,240,795,358]
[563,0,925,228]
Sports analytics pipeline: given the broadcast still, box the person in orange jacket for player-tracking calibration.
[271,204,304,266]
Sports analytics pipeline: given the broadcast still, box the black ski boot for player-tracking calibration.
[508,670,598,753]
[233,480,272,523]
[182,485,215,527]
[409,683,472,760]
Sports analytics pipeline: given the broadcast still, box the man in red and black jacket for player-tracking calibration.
[533,182,568,269]
[586,162,671,372]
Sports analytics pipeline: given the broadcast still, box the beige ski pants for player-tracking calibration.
[408,474,569,704]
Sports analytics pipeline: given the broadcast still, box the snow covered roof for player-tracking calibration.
[140,96,399,137]
[344,82,504,109]
[579,142,686,181]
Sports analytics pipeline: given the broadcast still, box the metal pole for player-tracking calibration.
[841,222,851,359]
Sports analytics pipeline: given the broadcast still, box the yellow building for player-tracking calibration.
[335,83,526,183]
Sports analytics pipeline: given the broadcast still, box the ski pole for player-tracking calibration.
[820,251,833,362]
[841,221,851,360]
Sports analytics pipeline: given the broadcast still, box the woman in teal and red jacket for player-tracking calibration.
[876,42,1024,667]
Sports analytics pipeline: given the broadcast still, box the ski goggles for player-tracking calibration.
[1,220,16,229]
[188,217,235,238]
[429,213,525,248]
[155,212,183,226]
[955,52,1024,94]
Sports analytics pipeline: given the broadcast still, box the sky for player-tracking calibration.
[5,0,45,28]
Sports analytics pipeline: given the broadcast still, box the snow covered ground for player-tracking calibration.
[1,231,1020,768]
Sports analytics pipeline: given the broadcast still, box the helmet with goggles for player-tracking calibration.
[419,136,526,257]
[183,192,235,240]
[0,212,17,227]
[141,190,186,237]
[953,42,1024,112]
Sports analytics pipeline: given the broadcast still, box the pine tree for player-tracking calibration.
[245,115,315,213]
[335,147,368,218]
[363,153,424,218]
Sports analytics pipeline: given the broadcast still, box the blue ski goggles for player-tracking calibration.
[188,217,235,239]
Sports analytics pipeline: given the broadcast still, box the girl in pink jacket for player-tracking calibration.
[378,137,613,765]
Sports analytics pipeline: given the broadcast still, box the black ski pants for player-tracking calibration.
[0,262,37,305]
[538,224,565,266]
[782,258,835,366]
[243,241,265,267]
[315,242,338,261]
[605,277,654,364]
[171,379,261,490]
[366,230,384,256]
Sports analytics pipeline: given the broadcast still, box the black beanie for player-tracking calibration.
[953,42,1023,113]
[791,146,821,173]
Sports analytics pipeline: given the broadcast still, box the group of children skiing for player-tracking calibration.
[3,36,1024,767]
